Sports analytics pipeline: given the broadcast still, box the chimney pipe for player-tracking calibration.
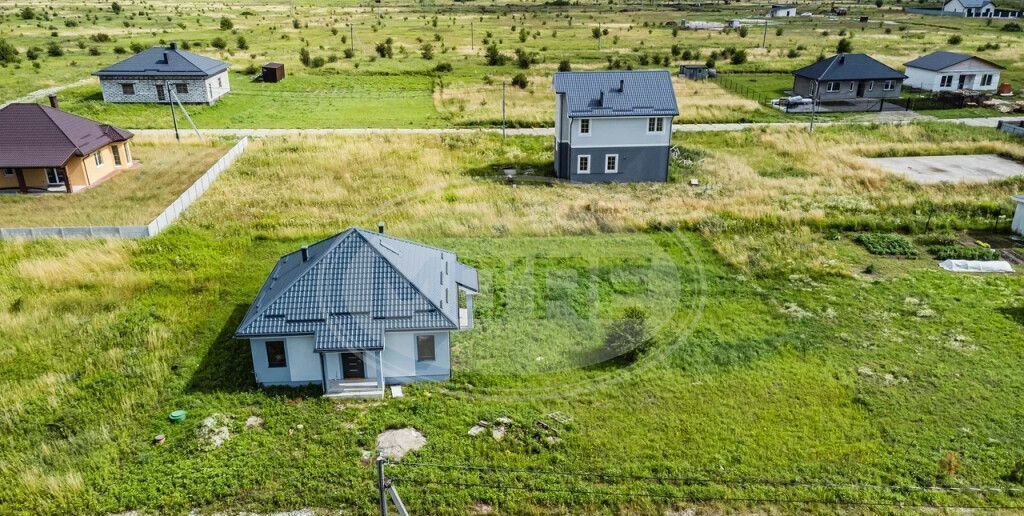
[169,41,177,50]
[47,94,58,109]
[598,91,604,106]
[378,222,385,234]
[162,51,169,64]
[619,79,624,92]
[300,246,309,262]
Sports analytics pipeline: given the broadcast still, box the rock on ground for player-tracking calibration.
[197,414,232,450]
[376,427,426,460]
[245,416,264,428]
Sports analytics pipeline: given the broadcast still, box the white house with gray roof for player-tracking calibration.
[553,70,679,183]
[943,0,997,16]
[904,51,1003,92]
[94,43,230,105]
[235,227,478,398]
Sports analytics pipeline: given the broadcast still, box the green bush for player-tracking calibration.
[511,73,529,89]
[927,245,999,261]
[602,306,651,363]
[433,62,453,73]
[1001,22,1022,32]
[915,233,958,246]
[855,233,917,257]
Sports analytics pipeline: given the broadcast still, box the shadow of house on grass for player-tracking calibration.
[463,159,556,180]
[187,304,258,393]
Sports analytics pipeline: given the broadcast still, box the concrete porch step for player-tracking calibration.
[324,389,384,400]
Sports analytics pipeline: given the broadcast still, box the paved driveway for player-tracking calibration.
[868,154,1024,184]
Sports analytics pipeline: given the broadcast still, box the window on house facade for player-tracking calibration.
[218,77,223,88]
[266,341,286,367]
[940,75,954,88]
[883,80,894,91]
[981,74,994,87]
[577,155,590,174]
[647,117,664,132]
[3,168,13,177]
[45,168,64,185]
[827,81,840,92]
[579,118,591,135]
[605,154,618,173]
[121,83,135,95]
[112,145,122,166]
[849,81,855,92]
[416,335,436,361]
[175,83,189,94]
[868,81,875,91]
[94,151,104,167]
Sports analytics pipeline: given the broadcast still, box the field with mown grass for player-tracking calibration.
[0,136,233,227]
[2,0,1022,127]
[3,126,1024,513]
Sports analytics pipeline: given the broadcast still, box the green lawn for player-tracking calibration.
[3,128,1024,512]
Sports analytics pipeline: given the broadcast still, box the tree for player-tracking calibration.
[1001,22,1022,32]
[730,49,748,65]
[836,37,853,53]
[211,37,227,49]
[947,34,962,45]
[20,7,35,20]
[875,0,883,6]
[420,43,434,60]
[237,36,248,50]
[219,17,233,30]
[299,47,311,66]
[558,59,571,72]
[514,47,534,69]
[738,26,749,38]
[511,73,529,89]
[129,42,145,53]
[343,48,355,59]
[705,57,716,69]
[0,39,20,63]
[601,306,650,363]
[375,38,393,58]
[485,43,506,65]
[111,2,122,14]
[591,27,601,40]
[46,41,63,57]
[518,28,528,43]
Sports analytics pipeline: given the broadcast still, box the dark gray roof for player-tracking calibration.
[793,53,907,81]
[94,45,228,78]
[235,228,479,351]
[770,4,796,9]
[553,70,679,118]
[0,104,133,168]
[946,0,994,8]
[904,51,1003,71]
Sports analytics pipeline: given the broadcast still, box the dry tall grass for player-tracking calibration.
[0,136,233,227]
[435,75,553,126]
[674,79,767,123]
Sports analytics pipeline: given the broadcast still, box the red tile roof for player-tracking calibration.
[0,104,133,168]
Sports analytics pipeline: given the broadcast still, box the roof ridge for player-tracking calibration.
[37,105,83,155]
[169,47,208,73]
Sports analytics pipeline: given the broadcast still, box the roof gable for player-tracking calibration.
[235,229,479,351]
[0,104,133,168]
[904,51,1003,71]
[553,70,679,118]
[793,53,907,81]
[94,45,228,77]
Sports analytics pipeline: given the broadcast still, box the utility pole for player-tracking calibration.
[471,21,474,50]
[166,81,179,142]
[501,81,507,139]
[809,80,820,133]
[762,17,769,48]
[375,453,388,516]
[350,24,355,52]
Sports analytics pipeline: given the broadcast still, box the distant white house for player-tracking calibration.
[942,0,996,16]
[904,51,1003,92]
[769,4,798,17]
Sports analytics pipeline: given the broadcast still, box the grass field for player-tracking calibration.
[2,0,1022,127]
[2,127,1024,513]
[0,137,232,226]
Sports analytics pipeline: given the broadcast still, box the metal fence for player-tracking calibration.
[999,120,1024,137]
[0,137,250,241]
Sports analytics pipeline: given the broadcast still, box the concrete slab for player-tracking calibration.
[869,154,1024,184]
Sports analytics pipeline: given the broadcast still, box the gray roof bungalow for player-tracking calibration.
[553,70,679,183]
[792,53,906,101]
[904,51,1003,92]
[93,43,231,105]
[235,226,479,399]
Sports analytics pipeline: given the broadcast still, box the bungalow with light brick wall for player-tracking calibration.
[94,42,230,105]
[0,96,134,193]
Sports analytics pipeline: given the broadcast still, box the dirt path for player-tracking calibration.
[0,77,96,109]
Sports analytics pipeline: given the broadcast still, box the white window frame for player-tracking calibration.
[120,83,135,95]
[45,167,63,185]
[647,117,665,133]
[605,154,619,174]
[577,154,590,174]
[883,80,894,91]
[940,75,954,88]
[849,81,855,92]
[94,151,104,167]
[981,74,993,87]
[579,118,591,135]
[826,81,840,92]
[868,81,874,91]
[112,145,122,166]
[175,83,189,94]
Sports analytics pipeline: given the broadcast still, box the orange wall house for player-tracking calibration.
[0,97,134,194]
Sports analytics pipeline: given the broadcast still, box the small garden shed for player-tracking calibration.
[262,63,285,83]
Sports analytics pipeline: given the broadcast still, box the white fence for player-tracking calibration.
[0,137,249,241]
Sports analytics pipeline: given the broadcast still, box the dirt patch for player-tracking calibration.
[376,427,426,460]
[869,154,1024,184]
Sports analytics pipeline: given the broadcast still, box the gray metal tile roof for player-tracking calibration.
[235,228,479,352]
[793,53,907,81]
[948,0,993,8]
[94,45,228,78]
[0,104,133,168]
[553,70,679,118]
[904,51,1003,71]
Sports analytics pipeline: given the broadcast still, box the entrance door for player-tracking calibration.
[856,81,866,98]
[156,84,166,101]
[958,75,970,89]
[341,352,365,379]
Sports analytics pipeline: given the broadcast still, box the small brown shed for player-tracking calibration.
[262,63,285,83]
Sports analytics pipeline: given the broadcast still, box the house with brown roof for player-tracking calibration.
[0,96,134,193]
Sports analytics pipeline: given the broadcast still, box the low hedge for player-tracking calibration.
[927,245,1000,261]
[855,233,918,257]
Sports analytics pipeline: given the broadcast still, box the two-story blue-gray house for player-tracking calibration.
[235,226,478,399]
[552,70,679,183]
